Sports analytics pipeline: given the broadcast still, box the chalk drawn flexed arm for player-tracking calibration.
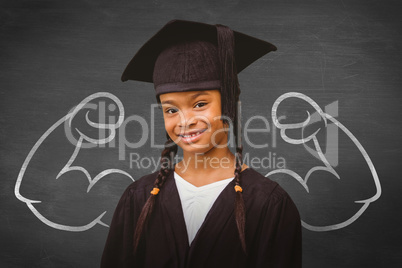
[15,92,134,231]
[267,92,381,231]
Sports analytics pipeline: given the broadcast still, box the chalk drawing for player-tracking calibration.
[267,92,381,231]
[15,92,134,231]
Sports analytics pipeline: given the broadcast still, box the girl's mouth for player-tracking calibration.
[179,129,207,144]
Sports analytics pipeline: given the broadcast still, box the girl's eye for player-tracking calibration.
[165,108,177,114]
[164,102,207,114]
[195,102,207,108]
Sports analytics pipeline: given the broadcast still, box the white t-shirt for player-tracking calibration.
[173,171,234,245]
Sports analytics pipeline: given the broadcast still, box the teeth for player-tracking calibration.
[182,131,201,138]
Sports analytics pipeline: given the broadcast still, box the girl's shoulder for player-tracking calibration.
[124,170,160,194]
[242,167,292,205]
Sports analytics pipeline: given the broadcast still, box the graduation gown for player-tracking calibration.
[101,167,302,267]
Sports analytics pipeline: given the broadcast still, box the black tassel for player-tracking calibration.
[216,24,240,126]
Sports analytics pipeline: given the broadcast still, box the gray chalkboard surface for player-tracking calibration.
[1,0,401,267]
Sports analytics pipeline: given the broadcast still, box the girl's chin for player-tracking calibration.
[179,143,211,152]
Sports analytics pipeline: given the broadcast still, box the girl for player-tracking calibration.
[101,19,302,267]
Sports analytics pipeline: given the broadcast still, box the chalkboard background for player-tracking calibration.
[1,0,402,267]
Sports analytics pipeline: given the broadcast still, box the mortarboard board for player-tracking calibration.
[121,19,277,123]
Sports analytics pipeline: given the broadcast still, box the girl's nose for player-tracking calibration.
[178,110,198,128]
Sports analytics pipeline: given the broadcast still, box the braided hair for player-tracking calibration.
[132,130,178,254]
[232,104,246,255]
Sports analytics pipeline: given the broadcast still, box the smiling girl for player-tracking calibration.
[101,19,302,267]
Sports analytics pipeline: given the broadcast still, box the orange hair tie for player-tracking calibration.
[150,187,160,195]
[234,185,243,192]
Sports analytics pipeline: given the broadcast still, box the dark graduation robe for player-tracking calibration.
[101,167,302,267]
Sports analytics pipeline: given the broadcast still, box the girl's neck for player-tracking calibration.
[174,147,247,187]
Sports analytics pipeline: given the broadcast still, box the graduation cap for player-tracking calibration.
[121,19,277,124]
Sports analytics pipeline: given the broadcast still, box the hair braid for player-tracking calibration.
[133,132,178,255]
[233,115,247,256]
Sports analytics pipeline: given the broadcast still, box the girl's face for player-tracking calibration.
[159,89,229,154]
